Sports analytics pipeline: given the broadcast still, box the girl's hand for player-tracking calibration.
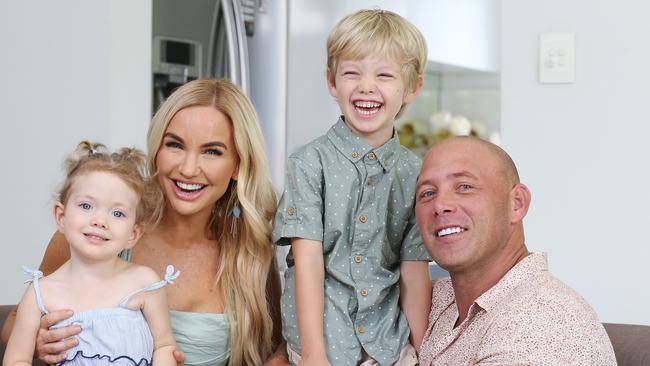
[173,349,186,366]
[36,309,80,364]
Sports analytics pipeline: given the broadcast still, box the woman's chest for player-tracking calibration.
[131,244,224,313]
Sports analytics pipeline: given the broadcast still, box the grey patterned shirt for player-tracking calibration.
[273,118,430,366]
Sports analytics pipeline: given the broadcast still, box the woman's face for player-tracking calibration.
[155,105,239,218]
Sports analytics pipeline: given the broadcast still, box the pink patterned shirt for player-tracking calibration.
[419,253,616,366]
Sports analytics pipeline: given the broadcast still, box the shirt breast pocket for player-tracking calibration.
[382,211,409,265]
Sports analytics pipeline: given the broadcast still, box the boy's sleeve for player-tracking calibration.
[272,155,325,246]
[400,211,431,261]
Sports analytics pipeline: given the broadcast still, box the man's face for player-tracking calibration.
[415,140,515,274]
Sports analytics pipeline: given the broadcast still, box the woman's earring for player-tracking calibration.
[228,201,241,235]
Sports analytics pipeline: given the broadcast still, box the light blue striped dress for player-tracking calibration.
[23,265,180,366]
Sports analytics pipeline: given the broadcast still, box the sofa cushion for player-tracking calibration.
[604,322,650,366]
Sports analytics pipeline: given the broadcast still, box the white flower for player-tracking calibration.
[429,111,452,131]
[489,131,502,146]
[449,116,472,136]
[470,120,487,137]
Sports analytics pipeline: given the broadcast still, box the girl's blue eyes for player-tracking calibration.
[78,203,127,218]
[112,210,125,218]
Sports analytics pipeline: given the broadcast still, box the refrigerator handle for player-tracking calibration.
[220,0,240,88]
[231,0,250,94]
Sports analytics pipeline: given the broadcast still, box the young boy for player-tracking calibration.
[273,9,432,366]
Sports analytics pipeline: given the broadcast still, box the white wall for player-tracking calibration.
[0,1,151,304]
[501,0,650,325]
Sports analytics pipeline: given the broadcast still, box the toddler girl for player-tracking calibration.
[4,141,179,366]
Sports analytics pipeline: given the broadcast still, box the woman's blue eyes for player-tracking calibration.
[165,141,182,149]
[164,141,223,156]
[205,149,223,156]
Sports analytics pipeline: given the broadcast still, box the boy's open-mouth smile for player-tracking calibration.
[353,99,383,116]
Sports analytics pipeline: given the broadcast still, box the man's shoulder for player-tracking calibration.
[491,271,600,327]
[481,272,616,364]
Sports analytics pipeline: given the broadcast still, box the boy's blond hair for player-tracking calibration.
[326,9,427,116]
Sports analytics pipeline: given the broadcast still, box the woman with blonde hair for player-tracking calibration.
[2,79,287,366]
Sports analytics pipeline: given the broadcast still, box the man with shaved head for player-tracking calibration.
[415,137,616,365]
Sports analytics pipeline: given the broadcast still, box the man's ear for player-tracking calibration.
[403,74,424,104]
[53,202,66,233]
[126,223,144,249]
[510,183,531,224]
[326,68,338,99]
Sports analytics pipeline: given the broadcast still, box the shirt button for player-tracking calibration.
[367,178,374,187]
[359,214,368,223]
[357,325,365,333]
[360,289,369,296]
[287,207,295,216]
[354,255,362,263]
[367,152,376,160]
[351,151,359,158]
[384,160,389,166]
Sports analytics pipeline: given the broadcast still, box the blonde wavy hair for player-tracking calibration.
[58,141,158,228]
[326,9,427,118]
[148,79,279,365]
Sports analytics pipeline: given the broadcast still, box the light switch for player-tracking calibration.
[539,33,575,83]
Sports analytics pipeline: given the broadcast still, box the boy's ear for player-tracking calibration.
[403,74,424,104]
[53,202,66,233]
[326,68,338,98]
[126,223,144,249]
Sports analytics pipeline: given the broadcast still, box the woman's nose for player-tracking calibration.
[179,152,200,178]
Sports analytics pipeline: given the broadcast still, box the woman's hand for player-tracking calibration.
[36,309,80,364]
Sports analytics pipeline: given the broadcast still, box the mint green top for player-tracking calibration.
[119,250,230,366]
[273,118,430,366]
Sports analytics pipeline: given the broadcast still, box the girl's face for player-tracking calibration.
[155,105,239,218]
[54,171,143,262]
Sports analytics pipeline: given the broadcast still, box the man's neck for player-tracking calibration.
[451,244,529,324]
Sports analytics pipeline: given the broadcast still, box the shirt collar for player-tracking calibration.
[474,252,548,312]
[327,116,400,171]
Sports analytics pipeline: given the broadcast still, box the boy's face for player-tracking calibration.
[328,55,421,147]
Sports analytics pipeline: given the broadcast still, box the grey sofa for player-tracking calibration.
[1,304,649,365]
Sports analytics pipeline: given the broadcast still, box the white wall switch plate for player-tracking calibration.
[539,32,575,83]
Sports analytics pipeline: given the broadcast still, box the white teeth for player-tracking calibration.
[175,181,204,191]
[354,101,381,109]
[437,227,465,237]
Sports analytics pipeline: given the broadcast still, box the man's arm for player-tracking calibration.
[399,260,432,352]
[292,238,330,366]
